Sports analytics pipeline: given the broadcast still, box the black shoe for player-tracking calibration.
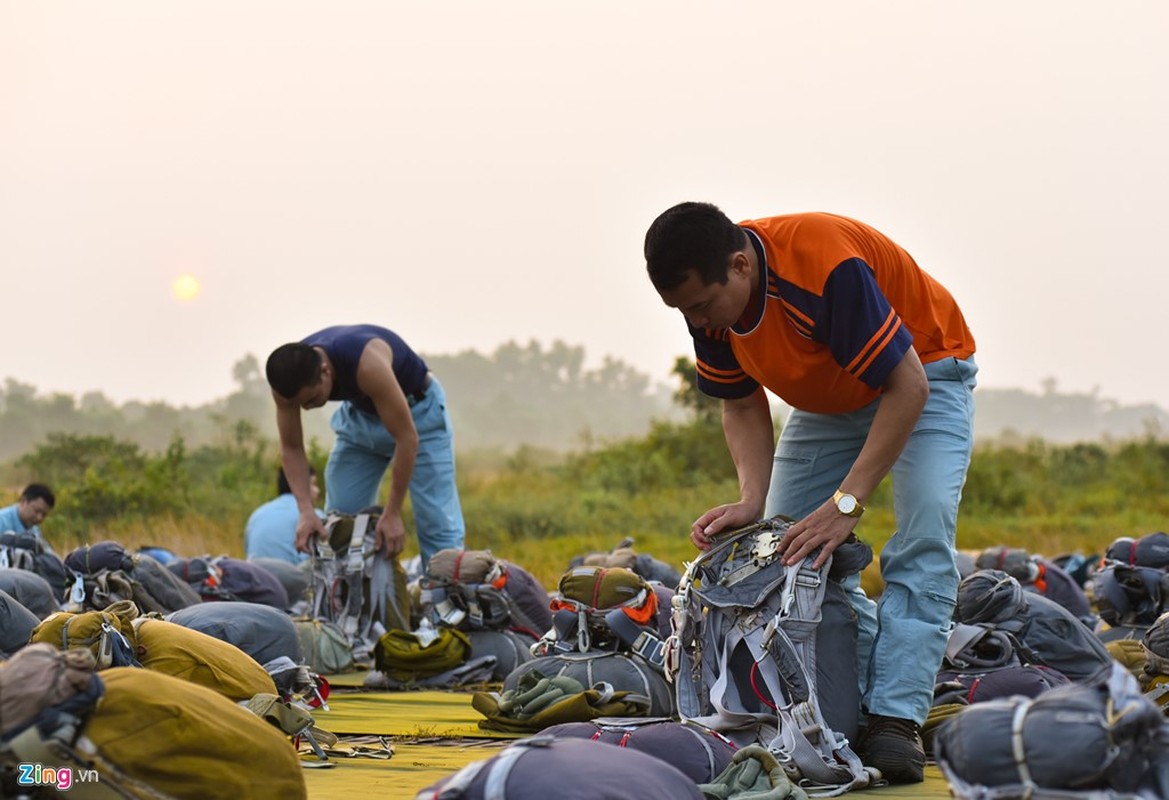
[860,714,925,784]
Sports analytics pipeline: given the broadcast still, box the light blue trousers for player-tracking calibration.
[325,376,466,566]
[764,355,977,725]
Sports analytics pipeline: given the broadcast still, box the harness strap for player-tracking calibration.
[603,607,666,671]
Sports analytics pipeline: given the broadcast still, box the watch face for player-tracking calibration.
[837,494,858,514]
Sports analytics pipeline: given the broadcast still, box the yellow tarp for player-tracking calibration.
[302,682,954,799]
[310,689,523,739]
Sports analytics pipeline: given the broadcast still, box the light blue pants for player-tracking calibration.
[764,355,977,725]
[325,376,466,566]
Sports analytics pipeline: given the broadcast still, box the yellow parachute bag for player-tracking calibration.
[133,617,277,701]
[86,668,306,799]
[29,601,141,669]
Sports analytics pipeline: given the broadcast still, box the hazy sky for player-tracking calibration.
[2,2,1166,409]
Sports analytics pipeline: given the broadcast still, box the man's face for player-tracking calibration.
[18,497,52,528]
[290,366,333,410]
[658,256,755,330]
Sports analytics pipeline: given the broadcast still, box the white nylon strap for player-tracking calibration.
[1010,700,1036,793]
[484,744,530,800]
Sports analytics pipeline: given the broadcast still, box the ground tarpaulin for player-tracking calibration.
[301,682,953,799]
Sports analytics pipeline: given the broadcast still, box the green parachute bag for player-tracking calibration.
[373,626,471,683]
[472,669,653,734]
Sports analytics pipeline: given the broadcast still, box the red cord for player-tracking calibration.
[749,661,779,710]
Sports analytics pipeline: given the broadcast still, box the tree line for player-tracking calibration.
[0,341,1165,470]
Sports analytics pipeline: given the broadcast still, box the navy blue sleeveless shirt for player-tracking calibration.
[301,324,429,417]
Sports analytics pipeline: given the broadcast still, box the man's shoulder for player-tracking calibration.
[249,494,294,518]
[741,212,859,241]
[0,504,21,529]
[306,324,394,344]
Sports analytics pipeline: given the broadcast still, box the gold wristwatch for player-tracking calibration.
[833,490,864,518]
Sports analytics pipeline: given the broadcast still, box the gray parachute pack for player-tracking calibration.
[666,517,878,795]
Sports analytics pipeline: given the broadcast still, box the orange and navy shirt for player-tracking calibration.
[690,213,976,414]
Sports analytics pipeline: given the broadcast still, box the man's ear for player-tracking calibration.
[729,250,753,278]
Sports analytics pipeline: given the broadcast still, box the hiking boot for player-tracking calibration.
[860,715,925,784]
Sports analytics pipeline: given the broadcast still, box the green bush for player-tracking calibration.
[5,422,1169,588]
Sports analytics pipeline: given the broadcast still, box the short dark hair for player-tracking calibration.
[276,465,315,495]
[21,483,55,508]
[266,343,322,399]
[644,201,748,292]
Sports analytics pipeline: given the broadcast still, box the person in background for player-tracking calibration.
[0,483,56,552]
[245,467,323,565]
[265,324,465,568]
[644,202,977,784]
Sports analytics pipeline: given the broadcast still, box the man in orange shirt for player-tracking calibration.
[645,202,978,783]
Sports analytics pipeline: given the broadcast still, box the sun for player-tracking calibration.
[172,274,202,302]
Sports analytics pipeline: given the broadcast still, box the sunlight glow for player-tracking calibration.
[172,274,201,302]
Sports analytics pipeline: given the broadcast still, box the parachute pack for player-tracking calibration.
[471,565,677,729]
[665,517,878,794]
[935,661,1169,799]
[573,537,684,591]
[974,546,1094,623]
[1092,531,1169,638]
[167,556,290,610]
[0,645,308,800]
[541,717,739,784]
[0,531,70,604]
[933,622,1071,707]
[420,548,552,638]
[308,508,412,661]
[955,569,1113,683]
[63,541,201,615]
[534,565,668,673]
[29,600,142,670]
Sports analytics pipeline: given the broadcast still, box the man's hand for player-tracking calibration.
[777,498,859,569]
[691,501,763,550]
[375,510,407,558]
[295,511,327,555]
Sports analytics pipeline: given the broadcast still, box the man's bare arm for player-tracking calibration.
[690,387,775,547]
[355,339,419,556]
[273,391,325,551]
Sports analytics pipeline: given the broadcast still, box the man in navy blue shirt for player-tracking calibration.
[265,325,465,567]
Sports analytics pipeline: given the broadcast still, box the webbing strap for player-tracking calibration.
[483,741,540,800]
[420,737,552,800]
[1010,701,1037,794]
[603,607,666,670]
